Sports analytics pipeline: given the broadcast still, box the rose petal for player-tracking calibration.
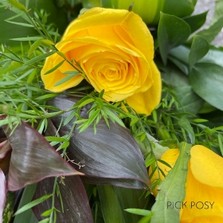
[126,62,161,114]
[63,8,154,60]
[41,52,83,92]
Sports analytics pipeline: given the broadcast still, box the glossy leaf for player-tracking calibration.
[97,185,125,223]
[33,176,94,223]
[114,187,149,222]
[202,48,223,67]
[70,121,149,188]
[0,170,6,223]
[97,185,147,223]
[151,143,191,223]
[162,65,203,114]
[158,13,191,64]
[189,35,209,69]
[184,11,207,33]
[196,16,223,43]
[50,96,149,189]
[189,63,223,111]
[215,0,223,22]
[4,122,83,191]
[163,0,196,18]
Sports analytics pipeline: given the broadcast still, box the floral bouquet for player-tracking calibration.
[1,0,223,222]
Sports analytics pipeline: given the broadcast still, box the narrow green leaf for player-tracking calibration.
[5,20,33,27]
[138,214,152,223]
[151,142,191,223]
[178,117,195,144]
[43,60,64,75]
[35,93,58,101]
[38,218,50,223]
[14,194,52,216]
[125,208,151,216]
[41,208,53,217]
[28,39,54,56]
[54,70,80,86]
[8,0,27,12]
[76,97,95,108]
[10,36,42,41]
[103,108,125,127]
[189,35,209,69]
[12,185,38,223]
[158,13,191,64]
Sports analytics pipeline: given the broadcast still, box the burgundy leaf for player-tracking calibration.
[0,170,7,223]
[0,141,11,159]
[50,96,149,189]
[33,176,94,223]
[0,140,11,174]
[4,123,83,191]
[0,127,6,141]
[69,121,149,188]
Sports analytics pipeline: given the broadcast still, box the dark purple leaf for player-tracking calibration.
[0,126,6,140]
[4,122,83,191]
[51,96,149,189]
[70,121,149,188]
[0,170,7,223]
[33,176,94,223]
[0,140,11,174]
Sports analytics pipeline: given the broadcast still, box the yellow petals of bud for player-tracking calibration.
[150,145,223,222]
[41,7,161,115]
[181,145,223,223]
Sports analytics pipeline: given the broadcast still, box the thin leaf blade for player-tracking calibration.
[14,194,52,216]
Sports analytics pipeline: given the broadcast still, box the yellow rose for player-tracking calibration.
[150,145,223,222]
[41,7,161,115]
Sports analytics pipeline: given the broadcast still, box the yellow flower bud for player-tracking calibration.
[150,145,223,222]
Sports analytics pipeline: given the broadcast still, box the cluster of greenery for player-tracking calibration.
[1,0,223,223]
